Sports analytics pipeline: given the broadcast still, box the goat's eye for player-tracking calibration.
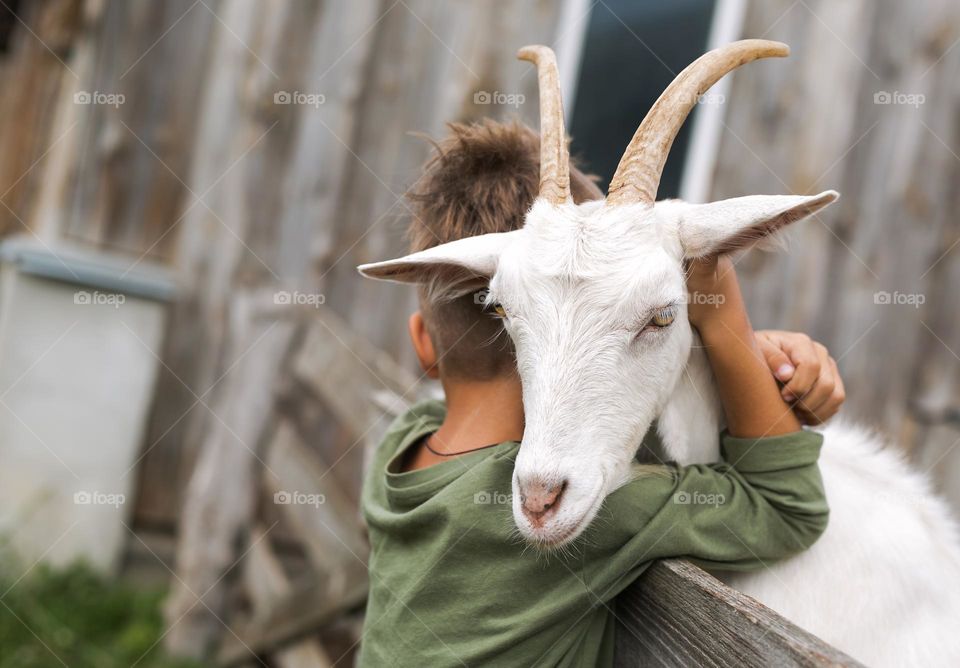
[491,302,507,318]
[650,305,676,328]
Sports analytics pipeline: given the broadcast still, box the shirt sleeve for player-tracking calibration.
[589,429,829,571]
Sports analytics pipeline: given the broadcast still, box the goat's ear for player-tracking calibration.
[660,191,839,259]
[357,230,521,284]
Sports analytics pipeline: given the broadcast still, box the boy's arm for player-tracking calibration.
[687,256,800,437]
[598,433,828,570]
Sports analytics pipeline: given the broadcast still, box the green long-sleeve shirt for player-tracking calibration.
[359,400,828,667]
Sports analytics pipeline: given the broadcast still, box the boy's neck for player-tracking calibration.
[430,373,525,453]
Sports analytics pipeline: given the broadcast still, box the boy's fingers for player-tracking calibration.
[809,357,845,422]
[796,356,845,425]
[780,337,823,401]
[756,332,795,381]
[782,360,819,402]
[757,330,846,422]
[796,376,835,421]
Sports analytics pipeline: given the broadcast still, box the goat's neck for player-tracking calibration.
[656,333,725,465]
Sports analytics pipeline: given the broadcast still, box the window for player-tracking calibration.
[0,0,21,54]
[565,0,737,200]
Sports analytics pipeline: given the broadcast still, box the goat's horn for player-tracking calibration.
[607,40,789,206]
[518,45,570,204]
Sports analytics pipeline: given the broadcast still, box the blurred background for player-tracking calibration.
[0,0,957,665]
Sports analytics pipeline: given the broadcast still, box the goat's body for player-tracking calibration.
[661,345,960,667]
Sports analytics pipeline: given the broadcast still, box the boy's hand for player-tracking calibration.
[756,330,845,425]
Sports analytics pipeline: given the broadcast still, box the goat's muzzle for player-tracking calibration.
[518,478,566,527]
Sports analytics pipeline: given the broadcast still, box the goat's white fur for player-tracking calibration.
[360,194,960,666]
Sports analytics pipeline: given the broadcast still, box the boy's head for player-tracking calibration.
[406,119,602,381]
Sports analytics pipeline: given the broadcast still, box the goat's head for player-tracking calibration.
[359,41,838,546]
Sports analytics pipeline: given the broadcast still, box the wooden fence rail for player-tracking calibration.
[614,560,861,667]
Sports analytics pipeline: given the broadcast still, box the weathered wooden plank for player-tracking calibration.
[289,303,429,498]
[263,420,368,572]
[613,559,862,667]
[242,524,333,668]
[163,292,297,658]
[218,566,368,667]
[292,304,421,441]
[0,0,83,240]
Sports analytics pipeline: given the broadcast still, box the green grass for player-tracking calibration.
[0,560,207,668]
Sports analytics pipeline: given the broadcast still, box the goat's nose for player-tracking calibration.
[519,479,566,525]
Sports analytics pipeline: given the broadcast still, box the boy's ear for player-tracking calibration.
[357,230,522,284]
[658,191,839,259]
[408,312,439,379]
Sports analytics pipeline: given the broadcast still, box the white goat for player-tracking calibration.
[360,41,960,666]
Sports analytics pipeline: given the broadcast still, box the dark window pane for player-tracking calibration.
[569,0,716,198]
[0,0,21,53]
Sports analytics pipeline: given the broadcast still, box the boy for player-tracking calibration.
[359,121,842,667]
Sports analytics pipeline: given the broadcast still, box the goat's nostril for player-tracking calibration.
[519,479,566,523]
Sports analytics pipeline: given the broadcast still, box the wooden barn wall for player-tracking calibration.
[713,0,960,508]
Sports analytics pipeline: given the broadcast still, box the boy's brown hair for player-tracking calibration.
[407,119,602,380]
